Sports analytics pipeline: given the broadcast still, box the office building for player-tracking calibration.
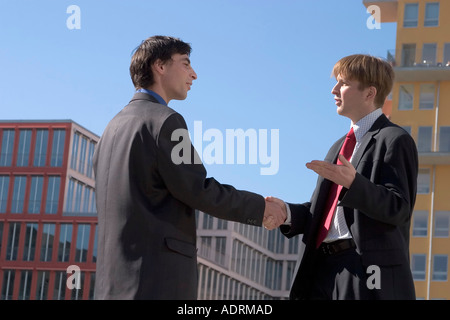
[0,120,99,300]
[196,211,301,300]
[0,120,299,300]
[364,0,450,299]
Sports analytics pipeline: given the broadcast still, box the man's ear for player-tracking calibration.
[152,59,165,76]
[366,86,377,100]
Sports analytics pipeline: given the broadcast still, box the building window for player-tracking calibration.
[70,133,79,171]
[50,129,65,167]
[424,2,439,27]
[45,176,60,214]
[1,270,16,300]
[71,271,84,300]
[78,136,87,175]
[11,176,27,213]
[33,129,48,167]
[18,270,33,300]
[432,255,448,281]
[434,211,449,238]
[65,179,75,213]
[403,3,419,27]
[412,254,426,280]
[419,84,435,109]
[82,186,91,213]
[398,84,414,110]
[401,44,416,67]
[215,219,227,230]
[74,181,83,213]
[40,223,55,262]
[288,237,300,254]
[418,126,432,152]
[58,223,73,262]
[6,222,21,261]
[215,237,226,266]
[422,43,437,66]
[89,273,95,299]
[17,129,32,167]
[36,271,50,300]
[285,261,296,290]
[439,126,450,152]
[417,168,430,194]
[53,271,67,300]
[0,129,15,166]
[200,236,212,260]
[86,141,96,178]
[75,224,91,262]
[413,211,428,237]
[28,176,43,214]
[23,223,38,261]
[92,225,98,262]
[402,126,412,135]
[444,43,450,67]
[90,190,96,213]
[0,175,9,213]
[203,214,214,229]
[0,221,3,255]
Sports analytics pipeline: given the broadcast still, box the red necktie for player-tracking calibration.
[316,127,356,248]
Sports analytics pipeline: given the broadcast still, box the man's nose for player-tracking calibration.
[331,83,339,95]
[191,69,198,80]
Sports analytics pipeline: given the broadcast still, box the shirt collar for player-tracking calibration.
[136,88,168,106]
[351,108,383,142]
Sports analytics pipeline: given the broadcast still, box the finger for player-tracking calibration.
[265,196,284,208]
[306,161,334,172]
[338,154,353,168]
[306,161,338,178]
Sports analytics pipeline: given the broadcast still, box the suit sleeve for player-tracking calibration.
[155,113,265,226]
[280,202,312,238]
[339,133,418,226]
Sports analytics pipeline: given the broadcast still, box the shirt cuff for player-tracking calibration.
[283,202,292,225]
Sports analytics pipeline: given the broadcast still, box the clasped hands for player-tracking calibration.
[263,197,287,230]
[262,154,356,230]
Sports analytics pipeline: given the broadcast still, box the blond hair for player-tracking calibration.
[332,54,394,108]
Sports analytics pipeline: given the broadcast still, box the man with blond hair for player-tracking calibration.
[268,54,418,299]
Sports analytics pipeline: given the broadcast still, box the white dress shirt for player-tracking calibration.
[284,108,383,243]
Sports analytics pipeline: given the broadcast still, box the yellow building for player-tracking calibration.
[364,0,450,300]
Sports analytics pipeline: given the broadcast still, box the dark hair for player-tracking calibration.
[332,54,394,108]
[130,35,192,89]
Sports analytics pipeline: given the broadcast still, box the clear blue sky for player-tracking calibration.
[0,0,397,204]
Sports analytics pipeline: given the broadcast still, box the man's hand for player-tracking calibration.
[263,196,287,230]
[306,154,356,189]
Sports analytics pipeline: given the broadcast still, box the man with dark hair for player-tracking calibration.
[93,35,285,300]
[268,54,418,300]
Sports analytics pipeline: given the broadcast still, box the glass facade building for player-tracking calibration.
[0,120,300,300]
[0,120,99,300]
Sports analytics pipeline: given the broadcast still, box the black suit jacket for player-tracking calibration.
[93,93,264,299]
[281,114,418,300]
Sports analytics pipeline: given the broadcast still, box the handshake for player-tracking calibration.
[262,196,287,230]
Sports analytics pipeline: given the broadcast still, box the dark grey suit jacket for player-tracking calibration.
[93,93,264,299]
[281,114,418,300]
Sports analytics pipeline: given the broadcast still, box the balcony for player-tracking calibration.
[419,152,450,165]
[387,49,450,82]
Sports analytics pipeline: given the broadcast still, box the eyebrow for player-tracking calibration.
[181,57,191,64]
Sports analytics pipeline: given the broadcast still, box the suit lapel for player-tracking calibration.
[344,114,389,231]
[350,114,388,169]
